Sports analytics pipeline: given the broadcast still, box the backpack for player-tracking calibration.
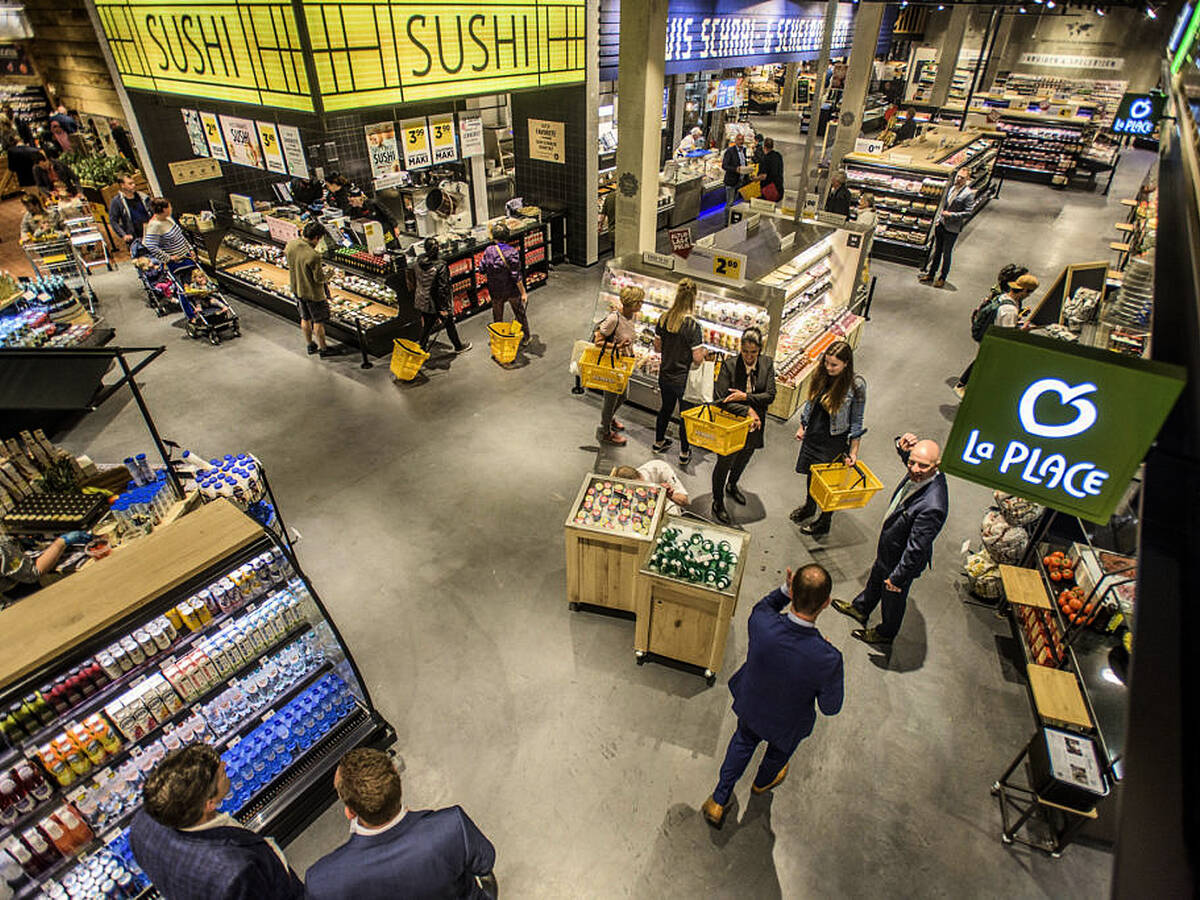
[969,289,1018,342]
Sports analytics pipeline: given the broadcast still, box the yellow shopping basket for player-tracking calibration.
[577,343,636,393]
[809,460,885,511]
[389,338,429,381]
[488,321,523,364]
[681,404,751,456]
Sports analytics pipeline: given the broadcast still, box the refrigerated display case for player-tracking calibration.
[843,125,1001,266]
[983,109,1093,186]
[0,500,394,896]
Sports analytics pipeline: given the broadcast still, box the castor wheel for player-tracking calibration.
[990,782,1001,796]
[568,602,579,611]
[705,669,716,686]
[635,650,646,665]
[1050,851,1061,859]
[1001,835,1013,845]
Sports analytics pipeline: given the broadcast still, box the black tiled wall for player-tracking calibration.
[511,84,590,265]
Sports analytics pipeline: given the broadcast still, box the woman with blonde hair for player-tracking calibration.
[594,285,644,445]
[792,340,867,537]
[653,278,705,465]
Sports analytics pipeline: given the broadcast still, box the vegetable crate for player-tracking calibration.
[808,460,884,511]
[681,404,751,455]
[578,345,636,393]
[488,321,523,364]
[389,338,429,381]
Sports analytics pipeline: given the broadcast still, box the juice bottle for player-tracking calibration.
[39,812,75,856]
[51,735,90,778]
[13,760,51,803]
[50,803,92,850]
[19,828,59,872]
[0,775,22,824]
[3,834,40,877]
[82,715,120,755]
[68,724,107,766]
[35,744,73,788]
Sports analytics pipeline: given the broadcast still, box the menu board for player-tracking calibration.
[278,124,308,177]
[706,78,741,112]
[220,115,263,168]
[199,112,227,161]
[181,109,208,157]
[256,121,288,173]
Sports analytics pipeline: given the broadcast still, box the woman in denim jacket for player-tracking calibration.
[791,340,867,537]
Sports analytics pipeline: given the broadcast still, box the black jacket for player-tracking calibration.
[6,144,41,186]
[33,159,79,195]
[715,353,776,450]
[825,184,852,217]
[108,191,152,240]
[760,150,784,197]
[722,144,748,187]
[875,441,949,588]
[413,255,451,314]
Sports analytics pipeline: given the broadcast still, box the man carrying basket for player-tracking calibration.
[711,327,776,525]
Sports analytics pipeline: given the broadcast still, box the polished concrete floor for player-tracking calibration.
[53,136,1152,897]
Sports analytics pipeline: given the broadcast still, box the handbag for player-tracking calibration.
[568,338,593,376]
[683,359,715,404]
[761,182,780,203]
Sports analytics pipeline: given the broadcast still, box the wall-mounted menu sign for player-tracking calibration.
[401,118,432,169]
[459,114,485,158]
[278,124,308,177]
[219,114,263,168]
[365,121,403,184]
[93,0,314,110]
[199,111,227,161]
[429,112,458,164]
[181,108,208,157]
[528,118,565,164]
[256,121,288,174]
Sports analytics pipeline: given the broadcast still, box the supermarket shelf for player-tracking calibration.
[847,182,942,201]
[781,281,832,325]
[875,235,929,248]
[217,661,333,754]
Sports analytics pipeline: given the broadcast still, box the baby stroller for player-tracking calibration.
[130,240,176,317]
[166,257,240,345]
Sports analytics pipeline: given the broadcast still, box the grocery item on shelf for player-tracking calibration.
[980,508,1029,565]
[1013,604,1066,667]
[570,477,661,537]
[646,523,740,591]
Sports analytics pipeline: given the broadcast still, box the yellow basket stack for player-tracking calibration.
[808,461,885,511]
[681,404,751,455]
[577,345,636,393]
[488,321,523,364]
[389,338,429,381]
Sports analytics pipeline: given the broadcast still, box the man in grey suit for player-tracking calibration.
[920,167,975,287]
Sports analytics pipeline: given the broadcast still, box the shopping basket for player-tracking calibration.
[390,338,429,381]
[578,343,636,393]
[681,404,752,455]
[488,321,523,364]
[808,460,884,511]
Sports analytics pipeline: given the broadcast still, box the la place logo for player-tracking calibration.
[960,377,1109,500]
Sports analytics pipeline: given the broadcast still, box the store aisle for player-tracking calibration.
[57,150,1152,897]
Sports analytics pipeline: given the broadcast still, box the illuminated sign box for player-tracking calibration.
[95,0,586,112]
[1110,91,1165,137]
[942,330,1184,524]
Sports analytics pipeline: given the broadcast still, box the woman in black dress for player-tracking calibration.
[791,340,868,537]
[711,327,776,525]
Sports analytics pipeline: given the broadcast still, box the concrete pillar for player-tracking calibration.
[778,62,800,112]
[979,13,1014,94]
[614,0,668,256]
[930,4,970,109]
[827,1,886,187]
[794,0,840,223]
[585,0,600,263]
[670,75,686,148]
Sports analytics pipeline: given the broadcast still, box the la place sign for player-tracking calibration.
[943,330,1184,524]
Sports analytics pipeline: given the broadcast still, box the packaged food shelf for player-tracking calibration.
[979,109,1094,186]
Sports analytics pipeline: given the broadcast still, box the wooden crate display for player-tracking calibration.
[564,474,666,613]
[634,517,750,682]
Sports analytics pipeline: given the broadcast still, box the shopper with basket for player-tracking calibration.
[413,237,471,355]
[792,340,867,538]
[593,286,643,446]
[480,223,531,342]
[711,327,776,525]
[652,278,706,464]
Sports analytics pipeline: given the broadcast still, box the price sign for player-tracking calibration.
[642,250,675,270]
[401,117,432,169]
[429,112,458,163]
[711,251,746,281]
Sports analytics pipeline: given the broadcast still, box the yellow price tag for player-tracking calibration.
[406,126,426,146]
[712,252,743,280]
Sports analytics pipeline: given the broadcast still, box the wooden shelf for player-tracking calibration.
[0,500,263,692]
[1000,564,1051,610]
[1026,664,1094,731]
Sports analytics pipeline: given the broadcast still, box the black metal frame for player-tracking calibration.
[992,736,1097,858]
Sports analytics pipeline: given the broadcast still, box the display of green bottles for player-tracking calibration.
[647,527,738,590]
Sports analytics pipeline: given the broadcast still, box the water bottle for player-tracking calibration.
[135,454,154,485]
[124,458,143,487]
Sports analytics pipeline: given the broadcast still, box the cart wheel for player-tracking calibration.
[1001,835,1013,845]
[568,602,579,611]
[636,655,646,666]
[990,784,1000,797]
[1050,852,1061,859]
[705,670,716,686]
[210,334,221,345]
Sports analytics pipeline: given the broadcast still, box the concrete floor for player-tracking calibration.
[52,131,1153,897]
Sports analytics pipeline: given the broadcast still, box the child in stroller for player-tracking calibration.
[130,242,175,316]
[168,258,239,344]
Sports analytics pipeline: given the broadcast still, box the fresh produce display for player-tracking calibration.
[1043,550,1076,583]
[1013,604,1066,668]
[58,152,134,189]
[1055,585,1101,627]
[646,524,740,591]
[570,478,661,537]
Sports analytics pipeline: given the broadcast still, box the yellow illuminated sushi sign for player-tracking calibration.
[94,0,586,112]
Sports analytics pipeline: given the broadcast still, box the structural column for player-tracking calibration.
[778,62,801,112]
[585,0,600,263]
[827,1,887,184]
[614,0,669,257]
[979,12,1015,95]
[929,4,971,109]
[794,0,840,222]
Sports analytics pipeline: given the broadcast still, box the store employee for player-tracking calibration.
[347,190,401,246]
[1,532,90,601]
[674,127,705,157]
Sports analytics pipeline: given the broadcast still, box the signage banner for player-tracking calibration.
[459,114,485,158]
[278,125,308,177]
[93,0,313,110]
[428,112,458,164]
[219,115,262,168]
[942,330,1184,524]
[400,118,432,169]
[265,215,300,244]
[365,121,402,182]
[854,137,883,155]
[181,109,208,157]
[528,118,565,164]
[199,111,227,162]
[1110,92,1165,137]
[668,226,693,258]
[685,245,746,283]
[256,121,287,174]
[1018,53,1124,71]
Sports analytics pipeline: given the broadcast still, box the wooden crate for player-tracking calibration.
[634,517,749,680]
[564,473,666,613]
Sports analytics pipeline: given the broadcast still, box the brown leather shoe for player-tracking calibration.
[933,278,946,288]
[832,599,868,626]
[701,796,726,829]
[918,273,934,284]
[752,763,789,794]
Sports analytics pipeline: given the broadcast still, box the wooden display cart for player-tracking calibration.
[633,517,750,685]
[564,474,666,615]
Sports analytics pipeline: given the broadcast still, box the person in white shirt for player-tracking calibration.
[674,127,704,157]
[612,462,688,514]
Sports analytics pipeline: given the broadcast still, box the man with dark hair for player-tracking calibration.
[307,748,497,899]
[285,221,336,357]
[702,564,844,828]
[129,744,304,900]
[479,221,530,341]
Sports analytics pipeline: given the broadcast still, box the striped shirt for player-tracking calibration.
[142,216,192,261]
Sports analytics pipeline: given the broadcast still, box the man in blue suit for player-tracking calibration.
[130,743,305,900]
[306,748,497,899]
[833,433,949,645]
[702,564,844,828]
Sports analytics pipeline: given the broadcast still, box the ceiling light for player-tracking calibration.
[1019,5,1028,11]
[938,3,944,8]
[1146,4,1158,17]
[1096,6,1105,14]
[1046,0,1056,7]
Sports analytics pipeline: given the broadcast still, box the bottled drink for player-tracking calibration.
[0,777,20,826]
[13,761,51,803]
[52,804,93,850]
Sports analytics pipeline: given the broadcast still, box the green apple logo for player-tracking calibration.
[1018,378,1098,439]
